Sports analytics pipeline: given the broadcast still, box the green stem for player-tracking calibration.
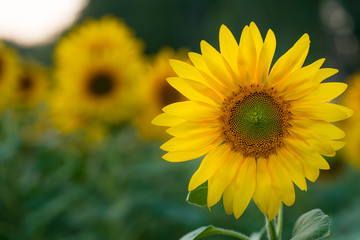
[215,228,251,240]
[276,204,283,239]
[266,217,277,240]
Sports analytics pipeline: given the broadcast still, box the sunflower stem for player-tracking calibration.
[276,204,283,239]
[265,216,277,240]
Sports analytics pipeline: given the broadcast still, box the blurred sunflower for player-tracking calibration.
[135,48,188,140]
[50,17,145,137]
[340,73,360,168]
[55,16,143,64]
[10,62,48,108]
[0,41,19,111]
[152,23,352,220]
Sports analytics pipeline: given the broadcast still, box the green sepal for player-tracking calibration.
[186,181,208,207]
[291,209,330,240]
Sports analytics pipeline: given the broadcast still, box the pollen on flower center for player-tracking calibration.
[88,72,114,96]
[220,84,292,158]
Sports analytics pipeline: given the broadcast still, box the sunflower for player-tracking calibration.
[135,47,188,140]
[55,16,144,66]
[50,17,145,136]
[10,62,48,108]
[0,41,19,111]
[152,23,352,220]
[340,73,360,168]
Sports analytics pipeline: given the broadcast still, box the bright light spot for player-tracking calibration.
[0,0,88,47]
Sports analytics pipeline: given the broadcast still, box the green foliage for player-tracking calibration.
[180,225,250,240]
[186,182,208,207]
[291,209,330,240]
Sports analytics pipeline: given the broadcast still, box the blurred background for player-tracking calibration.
[0,0,360,239]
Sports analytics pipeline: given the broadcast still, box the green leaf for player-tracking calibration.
[186,181,208,207]
[180,225,250,240]
[249,227,266,240]
[291,209,330,240]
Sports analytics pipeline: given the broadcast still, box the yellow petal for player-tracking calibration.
[291,119,345,140]
[160,131,221,152]
[169,59,204,82]
[249,22,263,57]
[219,24,239,76]
[232,157,256,218]
[188,52,227,97]
[166,77,221,106]
[277,59,325,100]
[268,154,295,206]
[238,25,257,81]
[151,113,185,127]
[162,141,220,162]
[188,144,231,191]
[301,82,347,102]
[303,164,319,182]
[268,34,310,85]
[253,158,272,214]
[288,127,336,157]
[200,40,236,90]
[329,140,345,151]
[256,29,276,85]
[166,121,220,138]
[223,181,235,215]
[284,138,330,169]
[207,151,241,208]
[277,148,307,191]
[313,68,338,84]
[292,103,353,122]
[267,190,282,221]
[162,101,221,122]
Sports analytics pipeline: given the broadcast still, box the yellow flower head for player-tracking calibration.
[340,73,360,168]
[50,17,145,135]
[0,41,19,111]
[135,47,188,140]
[152,23,352,220]
[55,16,144,65]
[10,62,49,108]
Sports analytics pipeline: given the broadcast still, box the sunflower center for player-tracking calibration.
[88,72,114,96]
[220,85,292,158]
[19,74,33,91]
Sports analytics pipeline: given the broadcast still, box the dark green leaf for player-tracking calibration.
[291,209,330,240]
[186,182,207,207]
[180,225,249,240]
